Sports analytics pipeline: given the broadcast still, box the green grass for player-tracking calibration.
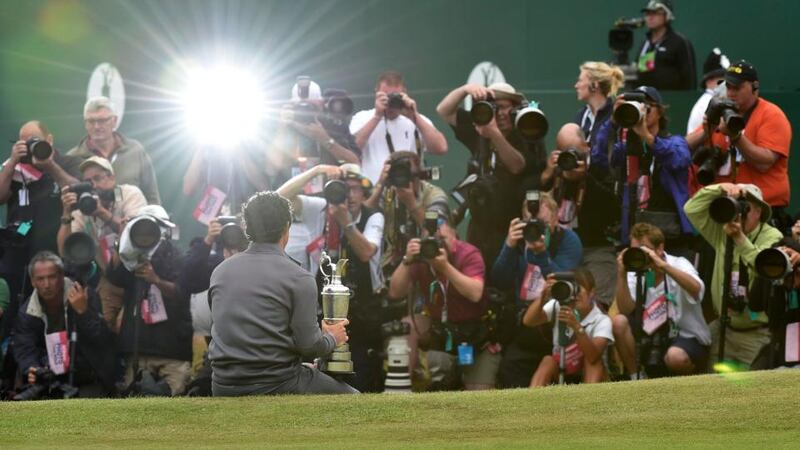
[2,370,800,448]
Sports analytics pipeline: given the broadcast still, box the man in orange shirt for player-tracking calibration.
[687,60,792,226]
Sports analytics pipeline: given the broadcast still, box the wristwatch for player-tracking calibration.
[576,327,586,335]
[60,216,73,225]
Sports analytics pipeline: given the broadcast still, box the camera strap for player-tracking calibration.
[384,116,395,154]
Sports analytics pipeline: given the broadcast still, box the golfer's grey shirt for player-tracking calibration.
[208,242,335,386]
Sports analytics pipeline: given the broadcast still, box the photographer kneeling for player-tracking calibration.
[523,269,613,386]
[684,183,782,369]
[12,252,115,399]
[388,206,494,390]
[613,223,710,379]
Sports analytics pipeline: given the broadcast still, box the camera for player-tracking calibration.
[511,102,549,141]
[613,92,648,128]
[471,100,496,125]
[419,211,443,260]
[623,247,651,273]
[12,367,77,401]
[386,92,405,110]
[706,97,744,136]
[523,219,546,244]
[282,101,319,125]
[755,248,795,280]
[387,157,440,188]
[709,195,750,224]
[63,232,98,285]
[551,272,580,305]
[129,217,163,250]
[525,190,540,216]
[692,146,727,186]
[67,182,98,216]
[323,179,348,204]
[609,17,644,64]
[452,173,497,213]
[322,89,354,126]
[557,148,585,171]
[20,138,53,164]
[382,320,412,393]
[217,216,248,251]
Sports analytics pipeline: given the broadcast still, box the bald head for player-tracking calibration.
[19,120,53,145]
[555,123,588,152]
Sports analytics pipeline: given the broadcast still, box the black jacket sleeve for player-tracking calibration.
[11,301,47,373]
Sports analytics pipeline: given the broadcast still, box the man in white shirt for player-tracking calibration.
[686,48,729,133]
[349,71,447,183]
[613,222,711,378]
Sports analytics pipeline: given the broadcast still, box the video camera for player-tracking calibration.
[608,17,644,65]
[613,91,649,128]
[557,148,586,171]
[551,272,580,305]
[386,157,440,189]
[623,247,651,273]
[217,216,248,251]
[709,195,750,224]
[692,146,727,187]
[419,211,443,260]
[19,138,54,164]
[67,182,98,216]
[471,99,549,142]
[12,367,77,401]
[706,97,744,136]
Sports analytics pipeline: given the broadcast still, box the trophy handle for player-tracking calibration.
[319,251,333,283]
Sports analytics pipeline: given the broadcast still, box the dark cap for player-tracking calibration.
[642,0,675,20]
[701,48,729,84]
[724,60,758,86]
[634,86,663,105]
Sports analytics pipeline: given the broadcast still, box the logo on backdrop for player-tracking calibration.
[464,61,506,111]
[87,63,126,130]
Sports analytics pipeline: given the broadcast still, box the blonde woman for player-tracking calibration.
[573,62,624,144]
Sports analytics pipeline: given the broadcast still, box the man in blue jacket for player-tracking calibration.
[591,86,693,258]
[12,251,115,398]
[492,192,583,388]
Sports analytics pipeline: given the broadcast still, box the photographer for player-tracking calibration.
[592,86,694,257]
[684,183,783,368]
[635,1,696,91]
[67,96,161,205]
[388,206,495,390]
[350,71,447,184]
[492,192,583,388]
[289,88,361,166]
[686,48,728,133]
[436,82,546,269]
[539,124,590,229]
[12,252,115,398]
[613,223,710,378]
[686,61,792,224]
[365,151,448,275]
[573,62,624,144]
[57,156,147,331]
[0,121,81,338]
[523,270,613,387]
[209,192,356,396]
[279,163,385,392]
[106,206,190,396]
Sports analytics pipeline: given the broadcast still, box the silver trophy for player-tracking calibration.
[319,251,353,374]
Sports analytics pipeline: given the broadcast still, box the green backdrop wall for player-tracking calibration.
[1,0,797,246]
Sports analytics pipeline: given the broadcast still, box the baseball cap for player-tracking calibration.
[488,82,525,104]
[642,0,675,20]
[739,184,772,223]
[634,86,664,105]
[339,163,373,191]
[724,60,759,87]
[79,156,114,175]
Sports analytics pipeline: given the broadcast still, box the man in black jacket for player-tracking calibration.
[12,251,115,398]
[106,206,191,396]
[636,1,696,91]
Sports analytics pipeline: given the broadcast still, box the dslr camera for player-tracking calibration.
[522,190,546,244]
[471,98,549,141]
[12,367,78,401]
[387,157,440,189]
[386,92,406,110]
[692,146,727,187]
[613,91,648,128]
[709,195,750,224]
[217,216,248,251]
[67,182,98,216]
[706,97,744,135]
[556,148,586,172]
[20,138,54,164]
[623,247,651,273]
[419,211,443,260]
[550,272,580,305]
[323,179,348,205]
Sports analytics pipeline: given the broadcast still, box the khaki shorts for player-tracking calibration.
[415,347,500,390]
[708,320,771,369]
[97,275,124,333]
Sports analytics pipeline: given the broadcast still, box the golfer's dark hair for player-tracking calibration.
[243,191,293,244]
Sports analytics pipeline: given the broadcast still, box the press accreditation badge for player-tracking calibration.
[45,331,70,375]
[193,185,227,225]
[643,295,668,335]
[141,284,168,325]
[520,264,545,302]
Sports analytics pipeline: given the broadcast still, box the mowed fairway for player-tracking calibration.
[2,370,799,448]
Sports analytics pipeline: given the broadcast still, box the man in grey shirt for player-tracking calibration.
[208,191,356,396]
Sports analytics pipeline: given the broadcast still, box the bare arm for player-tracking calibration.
[353,115,382,151]
[413,113,447,155]
[342,226,377,263]
[440,261,483,303]
[735,134,779,172]
[436,84,492,127]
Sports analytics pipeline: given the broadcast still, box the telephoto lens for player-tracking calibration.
[129,217,163,250]
[709,196,750,224]
[755,248,794,280]
[523,219,545,244]
[623,247,650,273]
[551,273,580,305]
[323,179,348,205]
[68,182,98,216]
[556,148,582,171]
[25,138,53,162]
[470,100,496,125]
[614,101,645,128]
[513,105,548,141]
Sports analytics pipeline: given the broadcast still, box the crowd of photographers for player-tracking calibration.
[0,0,798,399]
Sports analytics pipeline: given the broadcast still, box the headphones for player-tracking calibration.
[752,81,760,91]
